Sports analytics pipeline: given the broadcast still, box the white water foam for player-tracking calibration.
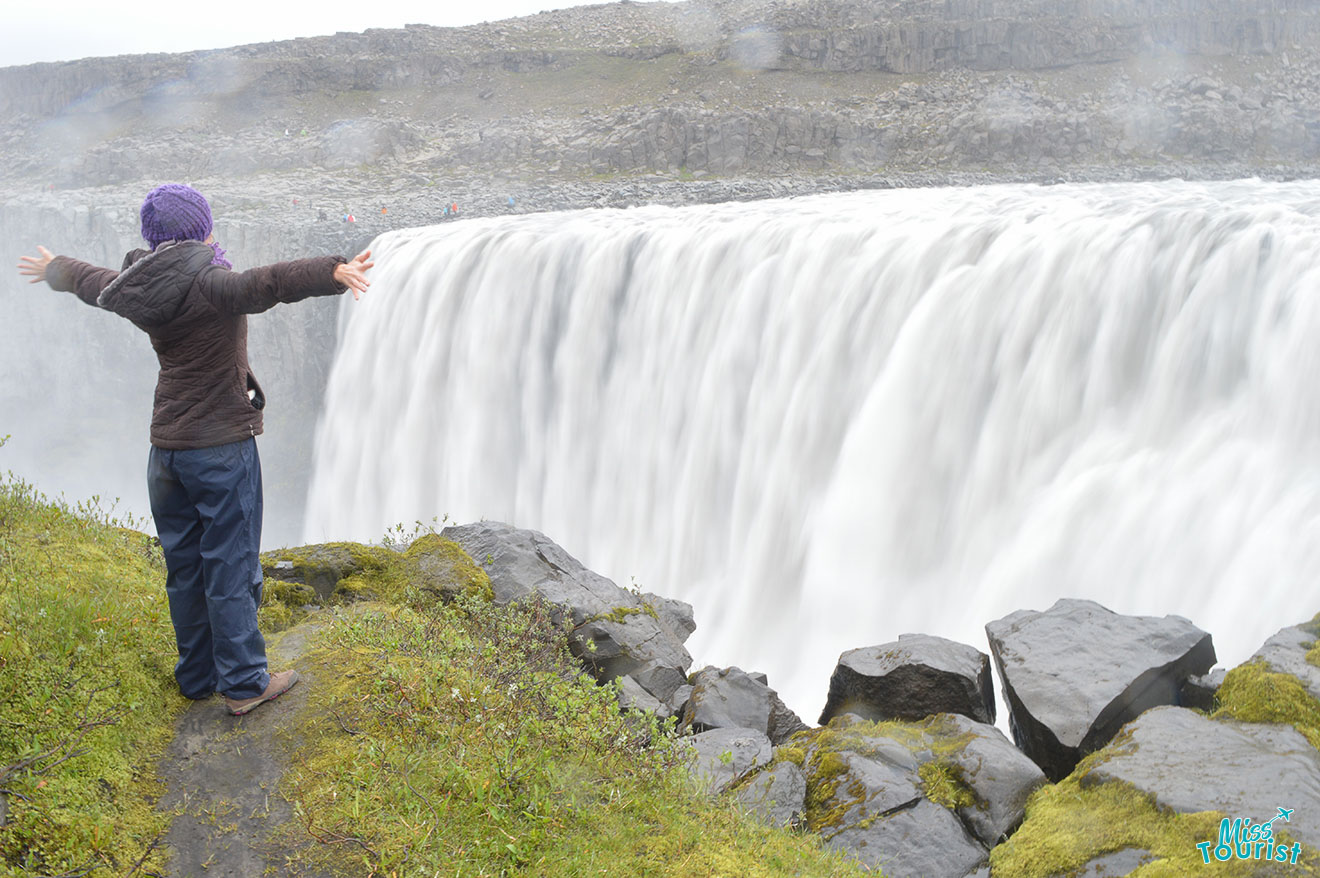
[305,180,1320,721]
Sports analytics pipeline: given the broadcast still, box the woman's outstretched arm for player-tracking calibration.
[200,249,374,314]
[18,245,119,307]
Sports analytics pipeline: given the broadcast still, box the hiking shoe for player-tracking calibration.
[224,670,300,716]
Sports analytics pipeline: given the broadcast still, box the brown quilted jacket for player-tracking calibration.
[46,241,348,449]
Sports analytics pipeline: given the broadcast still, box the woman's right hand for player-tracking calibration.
[17,245,54,284]
[333,249,374,301]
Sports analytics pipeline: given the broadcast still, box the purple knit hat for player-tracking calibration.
[141,183,212,246]
[140,183,230,268]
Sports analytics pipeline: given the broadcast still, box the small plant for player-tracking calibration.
[379,514,450,552]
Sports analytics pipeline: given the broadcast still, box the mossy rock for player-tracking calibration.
[780,716,975,834]
[919,760,977,811]
[403,533,494,603]
[265,578,317,608]
[262,542,405,601]
[259,579,318,632]
[1214,659,1320,751]
[994,745,1320,877]
[995,636,1320,878]
[772,712,1044,852]
[261,538,493,609]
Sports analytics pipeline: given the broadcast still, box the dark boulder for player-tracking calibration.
[616,675,669,717]
[442,522,693,701]
[643,591,697,642]
[682,665,809,745]
[824,789,988,878]
[1179,669,1226,712]
[986,599,1215,780]
[261,542,400,601]
[733,761,808,828]
[668,683,695,719]
[819,634,995,726]
[935,714,1047,846]
[681,727,774,795]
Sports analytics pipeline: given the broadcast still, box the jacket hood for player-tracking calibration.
[96,240,217,327]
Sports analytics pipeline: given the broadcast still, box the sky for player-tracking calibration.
[2,0,652,67]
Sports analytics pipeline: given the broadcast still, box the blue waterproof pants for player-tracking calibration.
[147,438,270,700]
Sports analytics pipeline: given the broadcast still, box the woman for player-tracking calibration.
[17,183,374,717]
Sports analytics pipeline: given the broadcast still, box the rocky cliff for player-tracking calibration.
[1,0,1319,191]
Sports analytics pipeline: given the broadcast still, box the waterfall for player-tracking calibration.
[305,180,1320,721]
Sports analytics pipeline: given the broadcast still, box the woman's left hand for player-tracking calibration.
[333,249,374,301]
[17,245,54,284]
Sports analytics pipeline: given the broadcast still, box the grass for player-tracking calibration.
[0,465,182,878]
[276,592,870,876]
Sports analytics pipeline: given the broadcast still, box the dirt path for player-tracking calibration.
[155,617,325,877]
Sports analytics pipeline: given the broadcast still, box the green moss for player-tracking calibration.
[584,604,657,625]
[800,747,867,836]
[402,533,494,603]
[258,579,316,633]
[1304,612,1320,669]
[989,774,1264,877]
[1213,659,1320,750]
[776,743,807,768]
[919,760,976,811]
[331,572,377,602]
[258,599,294,632]
[265,579,316,608]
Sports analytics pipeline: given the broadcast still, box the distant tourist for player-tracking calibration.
[16,183,374,717]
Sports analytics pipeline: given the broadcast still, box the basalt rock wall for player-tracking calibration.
[4,0,1319,119]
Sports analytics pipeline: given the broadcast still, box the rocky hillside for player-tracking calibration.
[1,0,1319,213]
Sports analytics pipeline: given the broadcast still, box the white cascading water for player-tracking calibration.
[305,180,1320,722]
